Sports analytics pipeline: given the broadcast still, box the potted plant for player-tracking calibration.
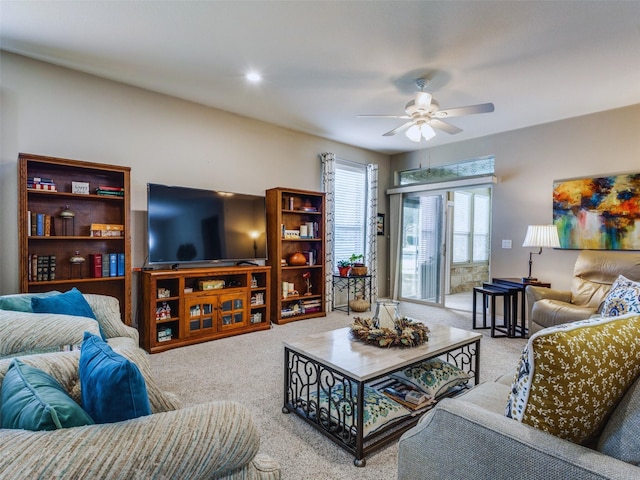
[337,259,351,277]
[349,254,367,276]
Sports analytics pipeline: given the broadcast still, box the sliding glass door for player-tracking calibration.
[399,192,446,306]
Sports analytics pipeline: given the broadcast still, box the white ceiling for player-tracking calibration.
[1,1,639,155]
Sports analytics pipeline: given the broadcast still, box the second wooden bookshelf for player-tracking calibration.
[266,187,326,324]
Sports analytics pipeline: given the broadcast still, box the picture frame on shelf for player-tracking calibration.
[71,181,90,194]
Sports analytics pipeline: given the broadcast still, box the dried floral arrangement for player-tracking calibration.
[350,317,430,348]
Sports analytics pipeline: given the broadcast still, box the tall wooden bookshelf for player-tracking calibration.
[18,153,132,325]
[266,187,326,324]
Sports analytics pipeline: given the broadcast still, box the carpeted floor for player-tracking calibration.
[149,302,527,479]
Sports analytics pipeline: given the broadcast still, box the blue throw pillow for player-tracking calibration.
[1,359,94,430]
[31,287,105,339]
[79,332,151,424]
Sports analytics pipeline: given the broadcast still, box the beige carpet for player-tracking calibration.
[149,302,527,479]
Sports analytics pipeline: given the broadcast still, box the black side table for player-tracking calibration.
[332,275,372,314]
[491,277,551,337]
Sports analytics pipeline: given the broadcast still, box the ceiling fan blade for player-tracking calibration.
[433,102,495,118]
[383,120,415,137]
[430,119,463,135]
[357,114,411,119]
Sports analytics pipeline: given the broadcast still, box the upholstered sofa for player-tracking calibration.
[0,292,281,479]
[398,314,640,480]
[526,250,640,335]
[0,292,139,358]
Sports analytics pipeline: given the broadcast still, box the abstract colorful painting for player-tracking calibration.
[553,173,640,250]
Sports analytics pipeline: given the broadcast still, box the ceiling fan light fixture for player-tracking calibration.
[420,123,436,141]
[406,124,422,142]
[406,122,436,142]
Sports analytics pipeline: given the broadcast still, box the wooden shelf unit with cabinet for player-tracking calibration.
[266,187,326,325]
[139,266,271,353]
[18,153,132,324]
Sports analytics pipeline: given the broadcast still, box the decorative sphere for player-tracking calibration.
[288,252,307,266]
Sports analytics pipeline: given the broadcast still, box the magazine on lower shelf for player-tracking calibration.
[381,384,435,411]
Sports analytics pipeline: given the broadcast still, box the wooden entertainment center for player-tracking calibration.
[139,266,271,353]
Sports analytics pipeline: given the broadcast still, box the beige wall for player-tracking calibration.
[3,51,639,307]
[0,52,390,301]
[392,103,640,292]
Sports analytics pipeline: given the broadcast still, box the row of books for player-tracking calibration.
[28,255,57,282]
[25,177,124,196]
[96,186,124,197]
[27,176,57,191]
[88,253,126,278]
[89,223,124,237]
[28,212,55,236]
[281,298,322,317]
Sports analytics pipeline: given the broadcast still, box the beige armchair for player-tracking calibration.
[526,250,640,334]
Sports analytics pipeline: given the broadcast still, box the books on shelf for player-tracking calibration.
[27,177,57,191]
[89,253,103,278]
[95,185,124,197]
[28,212,54,236]
[90,223,124,237]
[28,254,56,282]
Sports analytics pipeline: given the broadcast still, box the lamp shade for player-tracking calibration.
[522,224,560,248]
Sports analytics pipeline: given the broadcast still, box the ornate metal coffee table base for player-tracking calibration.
[283,326,480,466]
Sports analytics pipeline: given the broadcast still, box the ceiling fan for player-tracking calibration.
[358,78,495,142]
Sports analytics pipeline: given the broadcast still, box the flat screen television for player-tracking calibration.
[147,183,267,265]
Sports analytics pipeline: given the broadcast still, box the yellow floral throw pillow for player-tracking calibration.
[506,314,640,445]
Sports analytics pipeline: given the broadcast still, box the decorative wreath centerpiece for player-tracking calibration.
[350,316,430,348]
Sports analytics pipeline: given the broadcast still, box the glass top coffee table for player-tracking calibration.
[282,323,481,466]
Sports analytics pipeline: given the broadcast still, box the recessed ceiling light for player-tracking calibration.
[245,71,262,83]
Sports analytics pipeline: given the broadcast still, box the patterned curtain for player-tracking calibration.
[320,152,336,312]
[388,192,403,299]
[366,163,378,302]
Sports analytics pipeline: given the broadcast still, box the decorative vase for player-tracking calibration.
[372,299,400,330]
[349,296,370,312]
[288,251,307,266]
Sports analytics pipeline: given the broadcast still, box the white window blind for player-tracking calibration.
[473,194,490,262]
[334,162,367,267]
[453,190,490,264]
[452,191,471,263]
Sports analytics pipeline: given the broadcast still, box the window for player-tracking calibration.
[452,190,490,263]
[334,161,367,268]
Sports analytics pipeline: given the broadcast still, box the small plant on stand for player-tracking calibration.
[337,259,351,277]
[349,254,367,276]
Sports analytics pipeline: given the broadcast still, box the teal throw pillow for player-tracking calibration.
[305,384,409,437]
[0,358,94,430]
[0,291,60,312]
[31,287,105,339]
[390,358,473,398]
[79,332,151,424]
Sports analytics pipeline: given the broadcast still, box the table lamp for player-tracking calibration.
[522,224,560,282]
